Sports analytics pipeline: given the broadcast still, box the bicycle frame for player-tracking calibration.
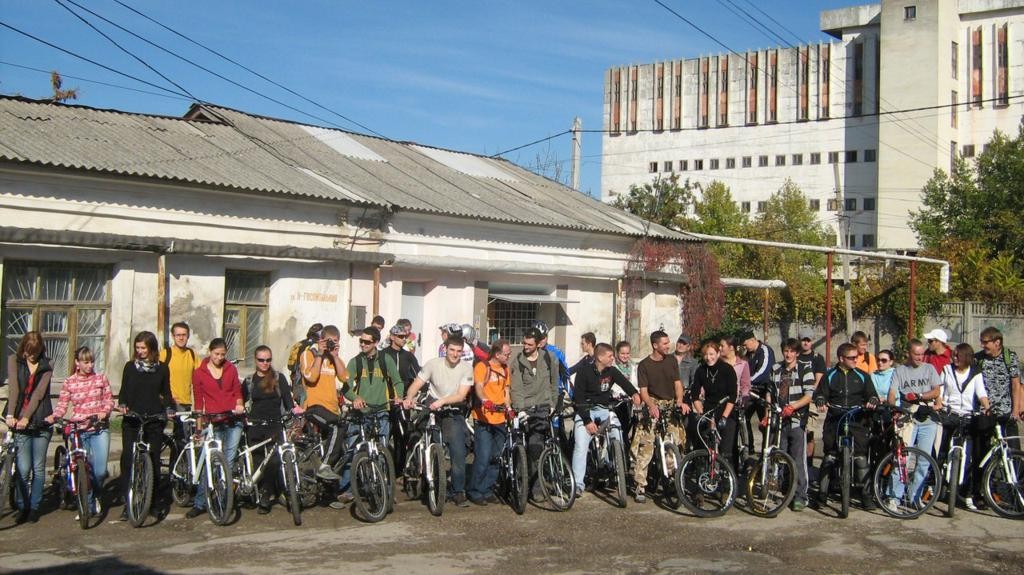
[236,415,301,502]
[56,419,97,499]
[978,421,1024,507]
[941,412,974,489]
[173,413,227,493]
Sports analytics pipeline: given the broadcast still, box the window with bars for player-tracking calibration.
[2,262,111,380]
[487,300,539,344]
[224,271,269,367]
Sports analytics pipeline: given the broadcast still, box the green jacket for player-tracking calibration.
[344,352,403,410]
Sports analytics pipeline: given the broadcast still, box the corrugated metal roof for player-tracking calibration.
[0,97,695,241]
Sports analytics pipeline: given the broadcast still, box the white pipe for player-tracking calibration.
[685,232,950,294]
[721,278,787,289]
[390,254,623,279]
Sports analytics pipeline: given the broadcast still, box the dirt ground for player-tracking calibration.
[1,476,1021,575]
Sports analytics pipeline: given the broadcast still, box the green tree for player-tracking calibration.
[910,124,1024,302]
[612,174,695,230]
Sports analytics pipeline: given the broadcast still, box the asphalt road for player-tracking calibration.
[1,478,1021,575]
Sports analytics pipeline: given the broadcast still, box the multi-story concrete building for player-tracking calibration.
[601,0,1024,251]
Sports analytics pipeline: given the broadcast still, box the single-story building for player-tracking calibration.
[0,96,696,390]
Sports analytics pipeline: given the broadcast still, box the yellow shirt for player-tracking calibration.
[300,348,347,414]
[473,360,511,425]
[160,346,198,406]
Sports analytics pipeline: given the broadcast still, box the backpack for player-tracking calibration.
[354,353,396,401]
[160,346,196,367]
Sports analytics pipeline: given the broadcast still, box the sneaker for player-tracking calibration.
[634,492,647,504]
[574,486,584,500]
[485,493,499,504]
[93,500,103,517]
[884,498,900,514]
[316,464,341,482]
[791,499,806,512]
[185,507,205,519]
[468,495,488,506]
[964,497,978,511]
[451,493,469,508]
[257,505,272,515]
[27,510,40,523]
[115,509,130,522]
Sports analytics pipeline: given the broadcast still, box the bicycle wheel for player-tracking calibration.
[426,443,445,517]
[982,448,1024,519]
[946,450,960,518]
[746,450,797,518]
[510,443,529,515]
[352,452,388,523]
[281,450,302,526]
[0,452,13,519]
[75,460,91,529]
[170,449,194,507]
[52,446,71,510]
[382,447,396,515]
[675,449,737,518]
[874,446,941,519]
[662,443,682,509]
[839,445,852,519]
[127,449,153,528]
[539,446,576,511]
[610,437,627,508]
[205,450,234,526]
[403,443,423,501]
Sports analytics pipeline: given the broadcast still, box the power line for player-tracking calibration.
[0,60,192,100]
[53,0,199,101]
[740,0,807,46]
[0,20,190,98]
[56,0,356,135]
[111,0,387,139]
[489,130,571,158]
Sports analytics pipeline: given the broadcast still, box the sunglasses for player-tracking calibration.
[878,358,891,363]
[359,339,375,345]
[255,357,272,363]
[392,333,408,339]
[843,355,859,360]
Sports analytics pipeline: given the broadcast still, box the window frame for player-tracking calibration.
[223,270,270,368]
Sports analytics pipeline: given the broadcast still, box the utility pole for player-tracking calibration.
[570,117,582,191]
[833,162,856,336]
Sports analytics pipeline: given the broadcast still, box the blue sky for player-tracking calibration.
[1,0,852,196]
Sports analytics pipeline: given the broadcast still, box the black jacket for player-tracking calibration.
[4,354,53,428]
[813,366,878,410]
[573,364,637,425]
[381,345,420,386]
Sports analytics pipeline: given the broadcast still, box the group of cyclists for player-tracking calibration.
[2,316,1022,527]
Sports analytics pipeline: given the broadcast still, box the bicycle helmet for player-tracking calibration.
[439,322,463,337]
[461,323,476,342]
[530,320,549,337]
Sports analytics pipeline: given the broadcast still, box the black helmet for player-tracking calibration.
[530,320,549,336]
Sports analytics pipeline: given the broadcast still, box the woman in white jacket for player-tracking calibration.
[939,343,990,510]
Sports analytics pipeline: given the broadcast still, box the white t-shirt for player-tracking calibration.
[941,364,988,415]
[417,357,473,400]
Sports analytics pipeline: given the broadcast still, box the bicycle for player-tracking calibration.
[489,404,528,514]
[936,408,978,518]
[872,405,941,519]
[119,411,167,527]
[579,399,629,508]
[744,391,797,518]
[52,416,103,528]
[637,404,683,509]
[817,405,867,519]
[345,407,395,523]
[536,408,576,512]
[402,404,458,516]
[233,413,304,525]
[979,415,1024,518]
[169,411,237,525]
[0,426,18,520]
[675,397,737,517]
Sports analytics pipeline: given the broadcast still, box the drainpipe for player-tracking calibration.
[908,261,917,341]
[826,252,834,361]
[157,252,167,343]
[372,265,381,316]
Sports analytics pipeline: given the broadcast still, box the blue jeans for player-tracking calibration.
[889,419,939,502]
[441,413,468,496]
[194,423,242,510]
[14,429,52,512]
[81,429,110,510]
[468,422,506,500]
[572,407,621,490]
[340,411,390,494]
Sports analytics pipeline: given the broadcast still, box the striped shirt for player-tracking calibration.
[51,372,114,423]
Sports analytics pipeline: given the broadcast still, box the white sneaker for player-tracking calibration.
[93,500,102,517]
[964,497,978,511]
[885,498,900,513]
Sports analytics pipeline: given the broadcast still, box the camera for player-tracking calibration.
[325,339,337,353]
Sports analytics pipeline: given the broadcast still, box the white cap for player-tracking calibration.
[923,328,948,344]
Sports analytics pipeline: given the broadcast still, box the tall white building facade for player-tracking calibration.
[601,0,1024,250]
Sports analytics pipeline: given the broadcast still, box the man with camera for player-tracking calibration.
[300,324,348,482]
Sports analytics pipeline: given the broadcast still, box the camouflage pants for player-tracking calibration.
[631,399,686,490]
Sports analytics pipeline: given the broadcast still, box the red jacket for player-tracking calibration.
[192,358,242,414]
[924,347,952,374]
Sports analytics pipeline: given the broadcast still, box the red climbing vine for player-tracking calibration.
[625,239,724,339]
